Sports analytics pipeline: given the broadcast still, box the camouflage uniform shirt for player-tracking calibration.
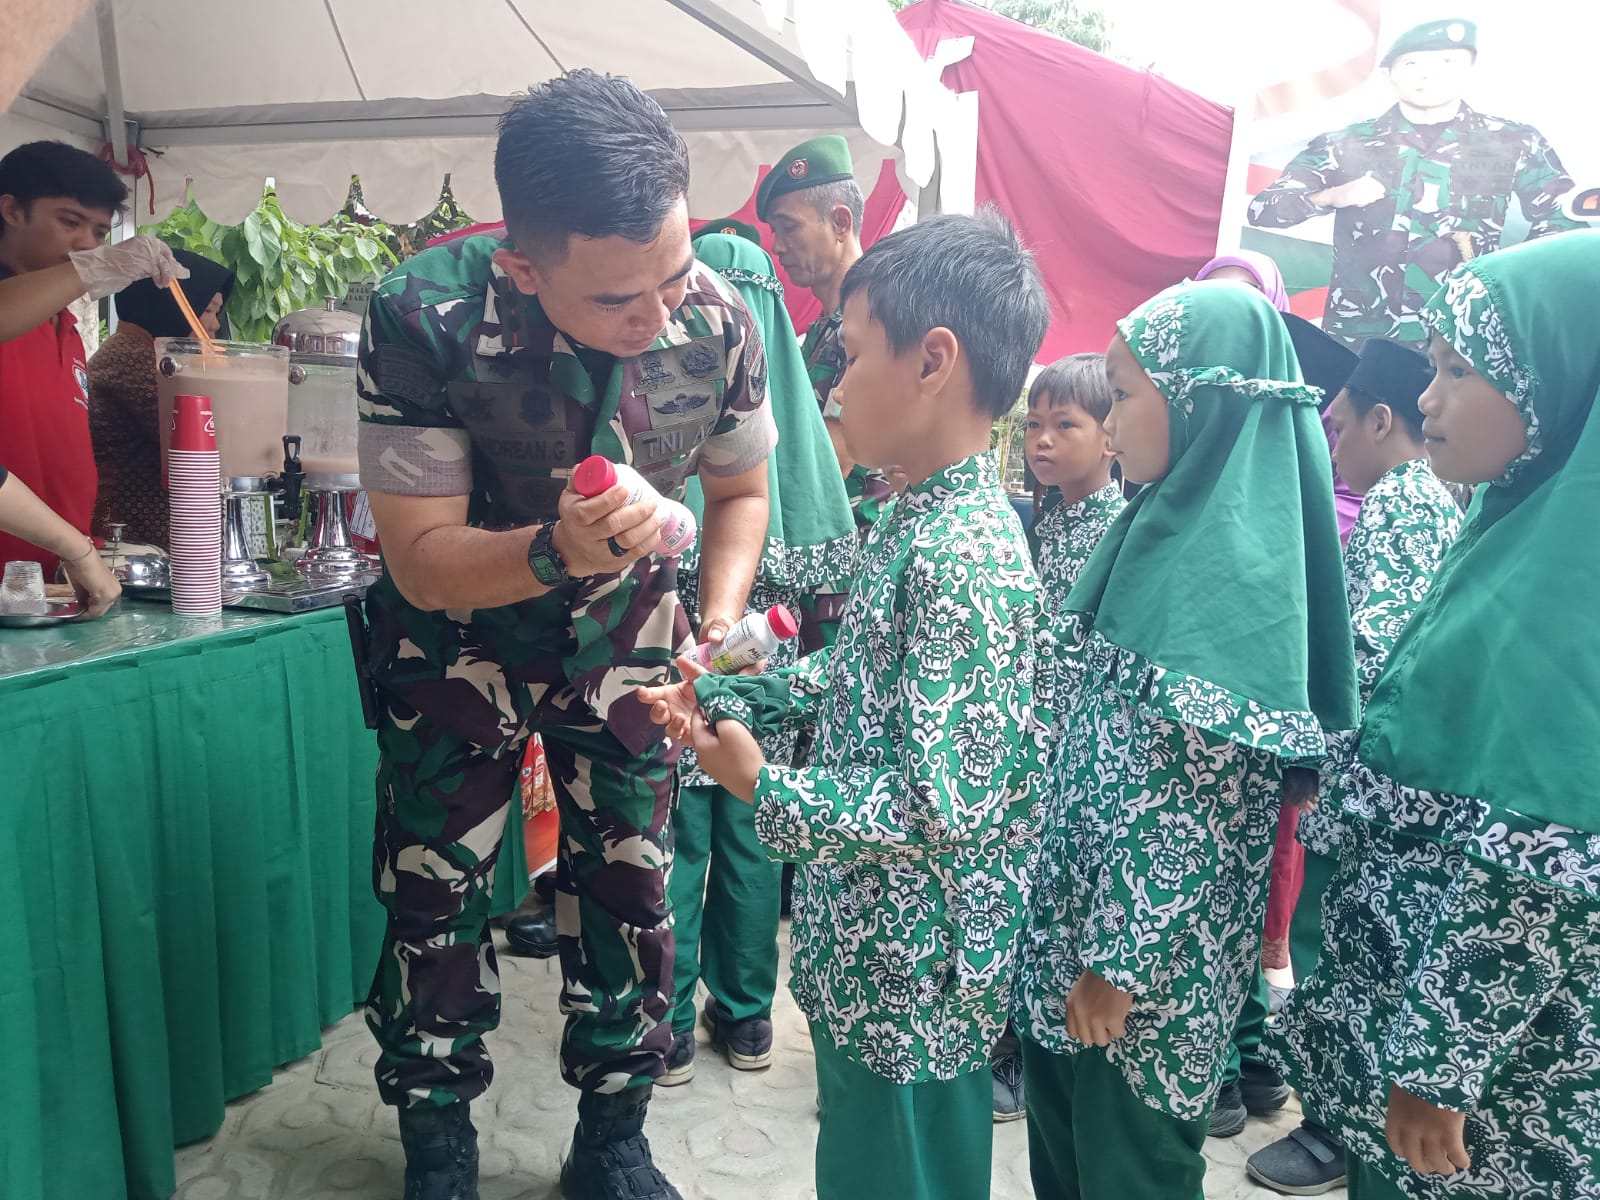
[1249,103,1587,347]
[355,235,776,758]
[802,311,895,540]
[695,453,1051,1083]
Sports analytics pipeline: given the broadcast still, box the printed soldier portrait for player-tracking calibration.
[1247,16,1589,348]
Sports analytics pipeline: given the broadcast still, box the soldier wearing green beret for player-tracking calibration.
[1249,18,1588,349]
[758,136,896,563]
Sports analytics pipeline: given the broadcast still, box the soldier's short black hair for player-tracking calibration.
[1029,353,1111,424]
[799,179,865,235]
[840,207,1048,419]
[495,70,689,262]
[1344,384,1426,439]
[0,141,127,228]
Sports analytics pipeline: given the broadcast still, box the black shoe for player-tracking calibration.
[1241,1059,1292,1114]
[1246,1121,1348,1195]
[503,906,558,959]
[1208,1082,1248,1139]
[702,997,773,1070]
[991,1036,1026,1123]
[397,1101,479,1200]
[658,1031,696,1087]
[560,1088,682,1200]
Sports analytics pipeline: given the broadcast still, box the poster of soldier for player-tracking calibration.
[1226,1,1599,347]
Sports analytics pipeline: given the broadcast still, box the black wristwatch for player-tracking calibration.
[527,521,572,587]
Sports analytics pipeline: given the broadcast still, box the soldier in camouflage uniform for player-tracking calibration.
[758,137,895,661]
[1249,18,1588,349]
[355,71,774,1200]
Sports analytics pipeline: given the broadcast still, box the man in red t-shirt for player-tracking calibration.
[0,140,185,576]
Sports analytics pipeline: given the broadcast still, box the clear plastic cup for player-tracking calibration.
[0,560,49,615]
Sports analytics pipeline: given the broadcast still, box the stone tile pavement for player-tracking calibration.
[173,925,1344,1199]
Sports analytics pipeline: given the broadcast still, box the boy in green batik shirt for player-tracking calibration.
[987,352,1125,1123]
[639,211,1052,1200]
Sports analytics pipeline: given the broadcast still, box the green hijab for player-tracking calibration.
[1066,281,1359,758]
[1356,230,1600,857]
[682,233,856,591]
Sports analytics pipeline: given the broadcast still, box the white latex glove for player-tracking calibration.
[68,234,190,300]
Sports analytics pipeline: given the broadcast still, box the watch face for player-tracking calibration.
[529,532,565,586]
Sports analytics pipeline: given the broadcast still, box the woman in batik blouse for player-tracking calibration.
[1011,281,1359,1200]
[1272,229,1600,1200]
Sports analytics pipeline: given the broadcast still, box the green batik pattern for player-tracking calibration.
[1033,482,1125,705]
[1300,459,1460,857]
[1269,816,1600,1198]
[696,452,1052,1084]
[1012,649,1284,1121]
[1248,103,1589,347]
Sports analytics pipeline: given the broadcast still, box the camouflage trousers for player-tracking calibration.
[364,676,677,1109]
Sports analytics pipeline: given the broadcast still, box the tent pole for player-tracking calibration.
[96,0,130,168]
[662,0,854,119]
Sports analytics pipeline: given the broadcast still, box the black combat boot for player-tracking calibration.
[560,1087,682,1200]
[397,1101,479,1200]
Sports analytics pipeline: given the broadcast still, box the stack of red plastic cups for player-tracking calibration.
[167,392,223,616]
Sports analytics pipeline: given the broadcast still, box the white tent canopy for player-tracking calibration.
[6,0,976,226]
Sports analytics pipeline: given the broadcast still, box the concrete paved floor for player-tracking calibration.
[173,925,1343,1200]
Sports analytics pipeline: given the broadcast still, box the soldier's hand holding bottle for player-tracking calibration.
[551,479,664,578]
[1312,174,1387,210]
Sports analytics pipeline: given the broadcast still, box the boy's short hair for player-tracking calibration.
[1344,385,1425,439]
[839,207,1048,419]
[1028,353,1111,425]
[0,141,128,225]
[495,70,689,264]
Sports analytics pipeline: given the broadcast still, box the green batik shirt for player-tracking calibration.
[355,234,776,759]
[695,452,1051,1083]
[1271,814,1600,1198]
[1033,482,1126,712]
[1249,104,1589,348]
[1301,458,1461,857]
[802,312,895,542]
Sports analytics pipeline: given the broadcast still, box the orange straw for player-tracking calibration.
[167,279,218,356]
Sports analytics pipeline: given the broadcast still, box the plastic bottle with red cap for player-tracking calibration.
[571,456,697,557]
[690,604,799,675]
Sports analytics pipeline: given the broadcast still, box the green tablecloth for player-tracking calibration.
[0,605,379,1199]
[0,604,524,1200]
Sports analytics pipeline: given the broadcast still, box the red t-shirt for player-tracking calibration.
[0,264,95,579]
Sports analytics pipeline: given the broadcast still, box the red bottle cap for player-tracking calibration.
[573,455,617,498]
[170,393,216,452]
[766,604,799,640]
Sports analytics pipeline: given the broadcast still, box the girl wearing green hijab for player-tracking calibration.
[663,232,857,1081]
[1011,281,1359,1199]
[1272,230,1600,1200]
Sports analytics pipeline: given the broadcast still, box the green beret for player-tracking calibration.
[755,135,855,221]
[694,217,763,246]
[1382,19,1476,67]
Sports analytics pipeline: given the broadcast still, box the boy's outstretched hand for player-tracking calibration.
[636,655,707,742]
[1066,969,1133,1047]
[1387,1084,1471,1177]
[689,716,766,804]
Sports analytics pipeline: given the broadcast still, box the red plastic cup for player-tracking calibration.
[171,394,217,452]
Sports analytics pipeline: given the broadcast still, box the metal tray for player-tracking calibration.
[0,597,91,628]
[121,578,369,613]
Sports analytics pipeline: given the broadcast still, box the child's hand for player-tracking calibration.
[1066,969,1133,1046]
[690,715,766,804]
[1386,1084,1471,1176]
[635,655,707,741]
